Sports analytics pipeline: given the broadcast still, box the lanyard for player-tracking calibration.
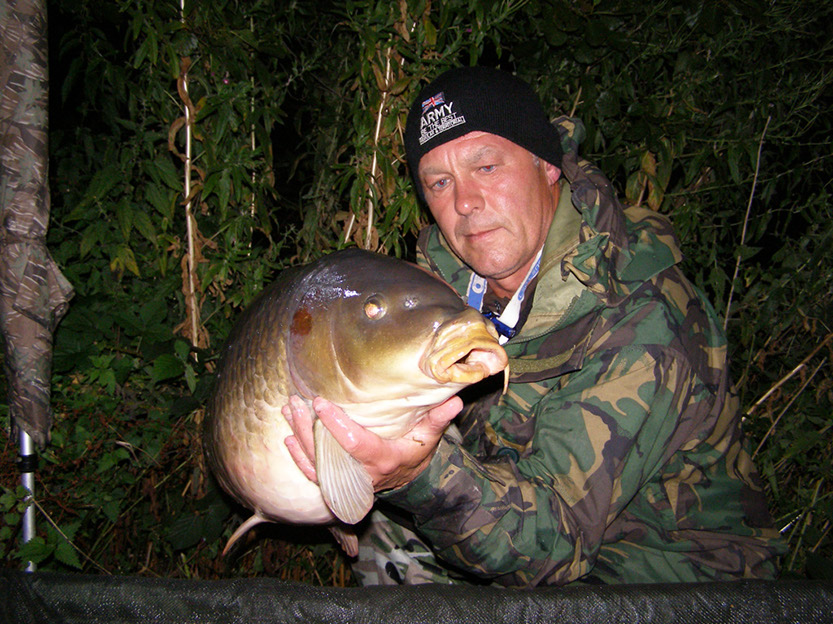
[466,248,542,344]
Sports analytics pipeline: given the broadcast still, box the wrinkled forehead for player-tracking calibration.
[417,131,534,176]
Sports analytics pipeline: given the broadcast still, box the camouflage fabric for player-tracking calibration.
[0,0,74,447]
[375,116,785,586]
[351,510,461,586]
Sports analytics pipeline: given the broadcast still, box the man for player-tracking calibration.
[284,66,784,586]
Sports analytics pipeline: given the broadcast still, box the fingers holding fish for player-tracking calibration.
[282,395,317,482]
[311,396,364,452]
[284,434,318,484]
[312,395,462,493]
[419,395,464,437]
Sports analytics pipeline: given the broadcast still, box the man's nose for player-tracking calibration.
[454,180,482,215]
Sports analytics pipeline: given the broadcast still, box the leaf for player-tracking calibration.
[174,339,191,361]
[101,499,121,524]
[422,15,437,46]
[202,171,220,202]
[165,513,205,551]
[79,223,101,259]
[116,199,134,241]
[734,245,762,262]
[656,138,674,189]
[97,448,130,473]
[133,35,153,69]
[130,11,143,40]
[625,170,644,205]
[640,150,657,177]
[81,164,121,208]
[727,143,744,185]
[116,245,141,277]
[61,56,83,104]
[145,183,175,220]
[100,368,117,395]
[184,363,197,394]
[647,175,665,211]
[585,19,610,47]
[166,488,232,552]
[151,353,185,383]
[146,156,181,191]
[133,209,158,246]
[17,536,51,565]
[54,540,83,570]
[140,297,168,327]
[218,169,231,215]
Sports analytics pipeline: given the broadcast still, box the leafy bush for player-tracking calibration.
[1,0,830,583]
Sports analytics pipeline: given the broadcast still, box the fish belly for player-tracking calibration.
[211,395,336,526]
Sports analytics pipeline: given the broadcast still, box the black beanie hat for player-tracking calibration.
[404,66,563,197]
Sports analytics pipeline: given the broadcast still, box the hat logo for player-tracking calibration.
[421,92,445,113]
[419,91,466,145]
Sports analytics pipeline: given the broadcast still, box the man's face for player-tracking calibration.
[418,132,561,297]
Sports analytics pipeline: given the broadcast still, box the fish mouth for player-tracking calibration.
[423,310,509,386]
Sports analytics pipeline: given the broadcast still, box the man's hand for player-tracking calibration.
[282,395,463,492]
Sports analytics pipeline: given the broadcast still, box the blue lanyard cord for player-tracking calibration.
[466,249,542,342]
[482,310,517,339]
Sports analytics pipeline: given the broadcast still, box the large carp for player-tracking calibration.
[203,249,507,555]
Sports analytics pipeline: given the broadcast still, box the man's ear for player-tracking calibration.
[544,161,562,186]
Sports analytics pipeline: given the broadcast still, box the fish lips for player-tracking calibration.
[423,312,508,385]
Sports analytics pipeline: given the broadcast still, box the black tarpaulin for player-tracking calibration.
[1,570,832,624]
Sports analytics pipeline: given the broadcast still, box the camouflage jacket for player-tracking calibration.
[379,117,785,586]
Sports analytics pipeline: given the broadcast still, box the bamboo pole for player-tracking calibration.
[343,47,392,249]
[751,358,826,459]
[724,115,771,332]
[180,0,200,348]
[746,332,833,416]
[250,15,256,218]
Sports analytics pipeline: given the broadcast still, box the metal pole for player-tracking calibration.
[19,429,37,572]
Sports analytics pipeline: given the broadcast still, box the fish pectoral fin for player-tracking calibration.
[444,423,463,445]
[329,525,359,558]
[314,419,374,525]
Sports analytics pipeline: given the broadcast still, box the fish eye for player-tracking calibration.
[364,295,386,320]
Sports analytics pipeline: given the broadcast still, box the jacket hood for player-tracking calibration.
[555,116,683,306]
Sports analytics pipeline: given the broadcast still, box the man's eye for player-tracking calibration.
[431,178,450,190]
[481,164,497,173]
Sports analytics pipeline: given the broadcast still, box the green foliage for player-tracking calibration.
[292,0,534,259]
[0,0,829,582]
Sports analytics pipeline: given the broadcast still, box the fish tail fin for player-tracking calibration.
[222,512,267,556]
